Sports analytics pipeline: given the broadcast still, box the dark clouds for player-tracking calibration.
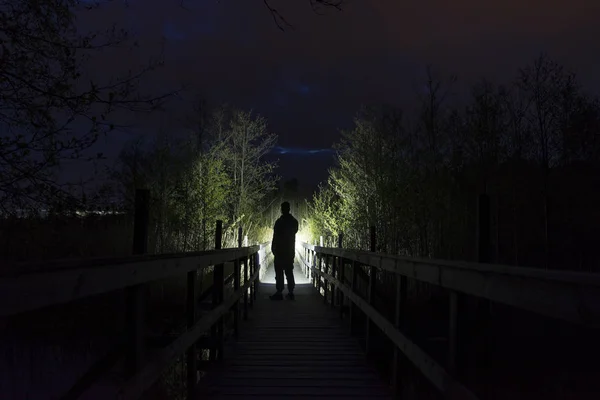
[79,0,600,188]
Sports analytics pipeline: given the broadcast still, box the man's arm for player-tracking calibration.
[271,219,279,255]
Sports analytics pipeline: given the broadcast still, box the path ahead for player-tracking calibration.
[198,262,393,399]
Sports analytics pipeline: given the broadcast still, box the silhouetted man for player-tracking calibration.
[270,201,298,300]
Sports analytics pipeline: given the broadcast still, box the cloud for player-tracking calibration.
[272,146,334,156]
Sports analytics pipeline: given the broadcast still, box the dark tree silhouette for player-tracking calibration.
[0,0,173,213]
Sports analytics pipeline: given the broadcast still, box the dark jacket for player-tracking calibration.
[271,213,298,262]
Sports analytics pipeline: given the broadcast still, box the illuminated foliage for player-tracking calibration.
[306,56,600,271]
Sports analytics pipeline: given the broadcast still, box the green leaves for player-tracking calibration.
[111,105,278,252]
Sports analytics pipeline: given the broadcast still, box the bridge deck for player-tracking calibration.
[198,263,393,399]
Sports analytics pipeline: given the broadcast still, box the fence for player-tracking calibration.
[299,233,600,399]
[0,189,270,400]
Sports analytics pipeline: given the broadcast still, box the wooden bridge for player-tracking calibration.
[1,219,600,399]
[197,263,392,399]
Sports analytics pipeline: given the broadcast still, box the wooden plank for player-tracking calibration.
[207,378,383,387]
[209,372,381,380]
[0,245,266,317]
[233,344,362,350]
[209,397,389,400]
[223,365,377,373]
[231,354,365,361]
[227,360,368,366]
[202,386,390,396]
[300,243,600,327]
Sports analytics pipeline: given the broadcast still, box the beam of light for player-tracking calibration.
[272,146,334,156]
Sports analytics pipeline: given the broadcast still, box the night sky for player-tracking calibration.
[79,0,600,193]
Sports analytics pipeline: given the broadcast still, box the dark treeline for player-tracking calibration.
[307,54,600,273]
[0,1,281,262]
[0,102,279,262]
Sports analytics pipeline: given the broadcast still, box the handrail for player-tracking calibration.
[300,242,600,399]
[0,244,268,317]
[117,264,261,399]
[299,254,477,400]
[11,242,269,400]
[301,243,600,326]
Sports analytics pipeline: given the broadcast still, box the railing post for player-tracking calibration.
[127,188,148,376]
[366,226,376,357]
[234,227,242,339]
[306,248,310,278]
[312,250,317,288]
[253,251,259,300]
[449,193,493,380]
[391,273,407,395]
[244,252,250,319]
[308,249,312,285]
[476,193,492,369]
[338,233,344,318]
[186,266,197,398]
[323,254,329,304]
[350,260,358,335]
[210,220,224,362]
[331,252,336,308]
[316,252,321,292]
[448,290,458,375]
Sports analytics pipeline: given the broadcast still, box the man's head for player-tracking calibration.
[281,202,291,215]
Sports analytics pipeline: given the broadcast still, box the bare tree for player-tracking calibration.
[262,0,346,31]
[517,54,575,268]
[0,0,173,214]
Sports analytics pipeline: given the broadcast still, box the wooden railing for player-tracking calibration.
[0,239,268,400]
[299,241,600,400]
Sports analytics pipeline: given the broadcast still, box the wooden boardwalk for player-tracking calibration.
[198,263,393,399]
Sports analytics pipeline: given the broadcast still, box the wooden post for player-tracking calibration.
[127,189,148,376]
[365,226,376,357]
[476,193,492,370]
[253,251,259,300]
[234,227,242,339]
[312,250,317,288]
[350,260,358,335]
[338,233,344,318]
[186,267,197,398]
[331,253,336,308]
[304,247,310,280]
[306,248,310,278]
[323,254,329,304]
[210,220,223,362]
[244,252,250,319]
[316,253,321,292]
[448,290,458,375]
[392,274,407,394]
[451,194,493,379]
[249,254,254,308]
